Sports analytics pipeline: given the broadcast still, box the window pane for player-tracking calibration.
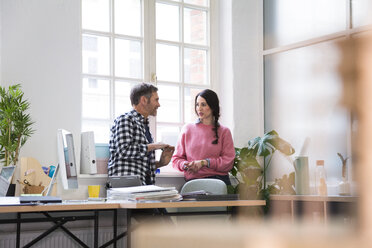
[264,0,347,49]
[184,48,207,85]
[184,87,201,123]
[156,125,180,168]
[264,40,349,185]
[156,44,180,82]
[82,78,110,119]
[184,0,208,7]
[352,0,372,28]
[156,3,180,42]
[82,120,111,143]
[115,39,142,79]
[115,81,133,117]
[82,35,110,75]
[157,84,180,123]
[156,125,180,145]
[115,0,142,36]
[184,8,207,45]
[82,0,110,32]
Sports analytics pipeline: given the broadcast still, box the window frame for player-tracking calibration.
[81,0,217,174]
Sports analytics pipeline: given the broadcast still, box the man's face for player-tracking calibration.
[145,92,160,116]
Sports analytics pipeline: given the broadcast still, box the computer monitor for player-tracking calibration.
[57,129,78,189]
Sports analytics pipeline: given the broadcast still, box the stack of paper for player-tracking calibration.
[107,185,182,202]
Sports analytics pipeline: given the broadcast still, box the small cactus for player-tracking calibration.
[337,153,349,179]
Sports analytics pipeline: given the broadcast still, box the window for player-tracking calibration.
[81,0,212,144]
[263,0,372,185]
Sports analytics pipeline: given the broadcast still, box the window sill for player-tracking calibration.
[78,174,108,179]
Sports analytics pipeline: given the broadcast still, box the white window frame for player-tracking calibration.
[81,0,218,175]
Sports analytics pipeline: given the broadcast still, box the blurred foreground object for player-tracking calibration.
[338,33,372,237]
[132,220,359,248]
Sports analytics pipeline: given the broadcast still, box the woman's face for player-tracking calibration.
[196,96,212,122]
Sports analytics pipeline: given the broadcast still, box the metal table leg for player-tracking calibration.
[94,210,99,248]
[127,209,131,248]
[114,209,117,248]
[16,212,21,248]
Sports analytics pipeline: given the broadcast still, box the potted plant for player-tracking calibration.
[229,130,295,212]
[0,84,35,194]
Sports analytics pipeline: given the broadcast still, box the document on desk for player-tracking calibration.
[0,197,20,205]
[107,185,182,201]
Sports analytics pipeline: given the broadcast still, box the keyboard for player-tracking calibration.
[192,194,239,201]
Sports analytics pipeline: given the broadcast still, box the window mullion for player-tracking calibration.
[147,0,157,138]
[110,0,115,121]
[144,0,155,83]
[180,1,185,125]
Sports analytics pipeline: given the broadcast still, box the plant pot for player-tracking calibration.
[6,183,16,196]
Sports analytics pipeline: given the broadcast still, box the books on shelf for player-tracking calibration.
[107,185,182,202]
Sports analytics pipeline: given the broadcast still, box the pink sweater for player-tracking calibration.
[172,122,235,181]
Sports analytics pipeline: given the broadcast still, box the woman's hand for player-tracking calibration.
[185,160,206,173]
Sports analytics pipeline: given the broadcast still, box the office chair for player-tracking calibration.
[179,178,227,212]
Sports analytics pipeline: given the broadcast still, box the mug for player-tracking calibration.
[88,185,100,198]
[294,156,310,195]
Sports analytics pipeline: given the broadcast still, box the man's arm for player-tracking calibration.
[147,142,170,152]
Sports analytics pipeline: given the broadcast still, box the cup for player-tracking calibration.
[88,185,100,198]
[294,156,310,195]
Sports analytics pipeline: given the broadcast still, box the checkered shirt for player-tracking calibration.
[108,109,156,185]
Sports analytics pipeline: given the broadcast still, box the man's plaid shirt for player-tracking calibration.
[108,109,156,185]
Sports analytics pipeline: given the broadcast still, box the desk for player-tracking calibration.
[0,200,265,248]
[0,202,121,248]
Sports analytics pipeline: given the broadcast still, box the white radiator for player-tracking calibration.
[0,227,126,248]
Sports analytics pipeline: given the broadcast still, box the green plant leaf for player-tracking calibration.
[0,84,35,166]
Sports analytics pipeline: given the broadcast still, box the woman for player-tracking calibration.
[172,89,235,185]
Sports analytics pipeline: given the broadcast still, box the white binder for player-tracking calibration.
[80,131,97,174]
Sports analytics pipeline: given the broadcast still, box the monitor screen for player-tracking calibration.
[57,129,78,189]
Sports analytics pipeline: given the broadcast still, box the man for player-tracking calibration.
[108,83,175,185]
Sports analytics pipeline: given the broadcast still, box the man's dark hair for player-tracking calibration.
[130,83,158,106]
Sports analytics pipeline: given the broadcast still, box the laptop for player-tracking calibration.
[106,175,142,188]
[0,166,16,197]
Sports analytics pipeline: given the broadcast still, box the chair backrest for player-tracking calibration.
[178,178,227,213]
[181,178,227,195]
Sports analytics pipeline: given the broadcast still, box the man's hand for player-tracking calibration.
[157,146,175,167]
[148,142,169,151]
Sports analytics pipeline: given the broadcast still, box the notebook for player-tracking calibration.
[0,166,16,197]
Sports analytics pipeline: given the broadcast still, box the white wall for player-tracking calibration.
[0,2,2,80]
[1,0,82,167]
[218,0,234,132]
[219,0,263,147]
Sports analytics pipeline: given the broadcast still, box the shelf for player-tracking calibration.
[269,194,357,224]
[270,194,357,202]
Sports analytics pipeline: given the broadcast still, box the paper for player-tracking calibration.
[0,197,20,205]
[107,185,180,202]
[109,185,175,194]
